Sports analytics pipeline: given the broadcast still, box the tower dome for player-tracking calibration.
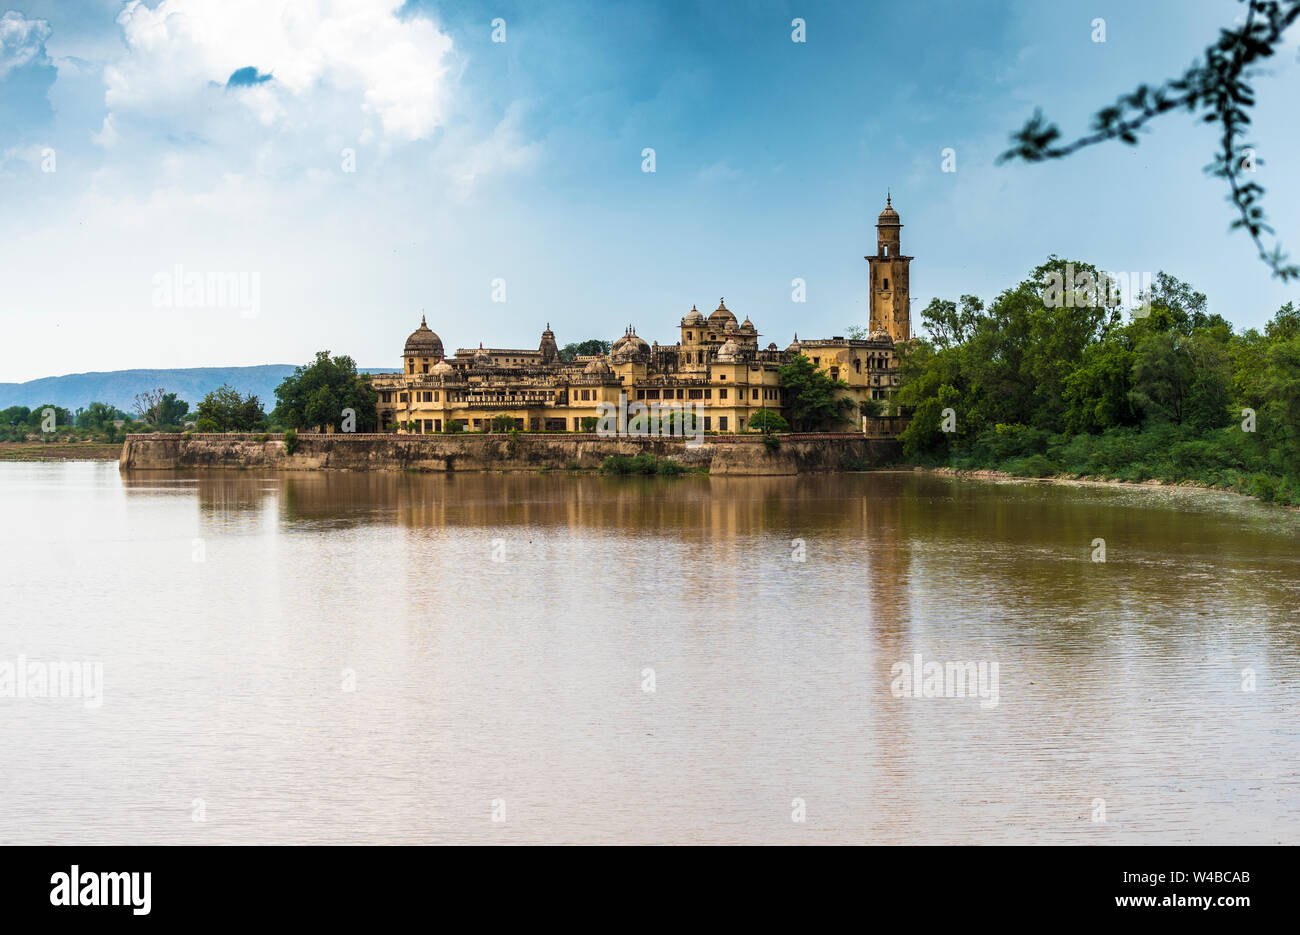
[683,305,704,326]
[473,343,491,366]
[404,315,444,359]
[708,298,736,328]
[877,192,901,225]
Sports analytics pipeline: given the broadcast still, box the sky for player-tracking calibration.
[1,0,1298,382]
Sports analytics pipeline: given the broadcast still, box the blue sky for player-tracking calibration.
[1,0,1298,382]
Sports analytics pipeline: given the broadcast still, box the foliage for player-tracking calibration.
[900,261,1300,504]
[282,428,298,455]
[490,415,520,432]
[999,0,1300,280]
[748,408,789,433]
[763,433,781,453]
[559,339,613,362]
[195,384,268,432]
[273,351,378,432]
[599,453,685,476]
[777,355,855,431]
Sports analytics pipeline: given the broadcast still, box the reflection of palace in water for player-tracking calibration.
[371,198,913,433]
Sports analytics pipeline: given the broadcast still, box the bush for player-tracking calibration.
[1003,453,1058,478]
[599,453,685,476]
[195,417,219,433]
[283,428,299,456]
[763,434,781,453]
[252,433,270,443]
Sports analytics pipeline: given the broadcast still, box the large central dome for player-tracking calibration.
[404,315,444,358]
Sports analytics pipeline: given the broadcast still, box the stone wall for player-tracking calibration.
[119,431,903,476]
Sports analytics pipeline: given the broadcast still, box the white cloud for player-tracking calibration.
[104,0,454,144]
[0,10,52,78]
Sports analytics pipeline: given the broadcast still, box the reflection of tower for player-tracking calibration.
[865,194,912,342]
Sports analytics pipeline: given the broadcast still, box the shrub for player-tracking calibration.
[599,453,684,476]
[763,434,781,453]
[283,428,299,456]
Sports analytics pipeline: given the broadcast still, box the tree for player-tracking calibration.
[1000,0,1300,280]
[196,384,268,432]
[558,339,612,362]
[777,355,854,431]
[273,351,378,432]
[76,402,124,430]
[748,409,789,433]
[157,393,189,426]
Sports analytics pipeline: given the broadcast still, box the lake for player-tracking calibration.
[2,461,1297,844]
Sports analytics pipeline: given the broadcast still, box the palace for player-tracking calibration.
[373,197,912,434]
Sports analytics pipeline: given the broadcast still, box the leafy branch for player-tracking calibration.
[999,0,1300,281]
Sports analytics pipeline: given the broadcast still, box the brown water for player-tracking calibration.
[2,461,1298,844]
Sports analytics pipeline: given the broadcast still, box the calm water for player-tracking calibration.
[2,461,1298,844]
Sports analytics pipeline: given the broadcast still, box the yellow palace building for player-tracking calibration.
[373,198,912,434]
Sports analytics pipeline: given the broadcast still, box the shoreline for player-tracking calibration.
[891,464,1299,510]
[0,442,123,462]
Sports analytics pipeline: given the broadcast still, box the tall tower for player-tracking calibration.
[865,194,911,342]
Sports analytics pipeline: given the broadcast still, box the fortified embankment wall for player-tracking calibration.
[119,430,904,476]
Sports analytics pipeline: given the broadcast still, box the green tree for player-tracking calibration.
[748,409,789,433]
[558,339,612,362]
[273,351,378,432]
[777,354,854,432]
[196,384,268,432]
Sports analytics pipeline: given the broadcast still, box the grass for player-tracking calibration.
[0,440,122,461]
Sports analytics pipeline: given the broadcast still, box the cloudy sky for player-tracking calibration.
[1,0,1298,382]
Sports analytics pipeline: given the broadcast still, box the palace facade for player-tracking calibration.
[372,198,912,434]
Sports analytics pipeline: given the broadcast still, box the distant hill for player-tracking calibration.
[0,365,397,414]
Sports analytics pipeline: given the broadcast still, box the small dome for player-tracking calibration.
[723,318,737,333]
[878,193,900,225]
[473,343,492,365]
[785,332,801,353]
[431,358,453,375]
[404,315,444,358]
[739,317,755,332]
[583,357,611,375]
[683,305,704,325]
[868,329,894,344]
[716,338,741,362]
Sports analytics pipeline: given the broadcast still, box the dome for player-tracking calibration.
[708,298,736,327]
[430,358,453,375]
[868,329,894,344]
[404,315,444,358]
[683,305,704,325]
[739,317,755,333]
[723,318,737,333]
[473,343,492,366]
[583,357,611,375]
[613,326,649,358]
[785,332,801,353]
[878,193,901,225]
[716,338,741,362]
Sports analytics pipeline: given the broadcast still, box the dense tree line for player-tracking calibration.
[896,258,1300,504]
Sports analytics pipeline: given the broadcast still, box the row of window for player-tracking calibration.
[388,415,742,433]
